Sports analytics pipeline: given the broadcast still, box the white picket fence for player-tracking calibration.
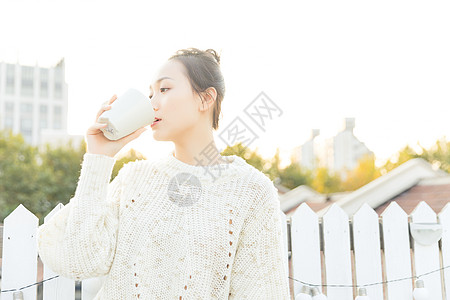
[0,203,106,300]
[1,200,449,299]
[289,200,450,300]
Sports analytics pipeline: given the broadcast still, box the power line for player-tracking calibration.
[0,275,60,294]
[288,264,450,288]
[2,264,449,294]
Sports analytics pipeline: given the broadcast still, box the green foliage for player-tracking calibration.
[0,129,68,224]
[341,154,381,191]
[221,138,450,195]
[38,139,87,210]
[277,163,313,190]
[380,138,450,174]
[111,148,146,181]
[2,128,450,225]
[0,128,146,225]
[380,145,420,174]
[416,138,450,173]
[221,142,313,188]
[265,148,282,181]
[221,142,266,171]
[311,167,342,194]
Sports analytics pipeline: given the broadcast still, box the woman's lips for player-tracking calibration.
[151,119,162,127]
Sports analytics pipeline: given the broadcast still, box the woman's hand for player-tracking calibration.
[85,94,148,158]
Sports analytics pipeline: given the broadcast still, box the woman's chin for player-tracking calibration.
[151,131,169,142]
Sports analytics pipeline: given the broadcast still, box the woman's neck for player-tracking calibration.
[172,143,227,166]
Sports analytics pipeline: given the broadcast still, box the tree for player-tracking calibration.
[36,138,87,222]
[380,144,419,174]
[277,162,313,190]
[221,142,315,190]
[341,154,381,191]
[311,167,342,194]
[419,137,450,173]
[111,148,146,180]
[221,142,266,172]
[379,138,450,175]
[265,148,282,181]
[0,129,47,222]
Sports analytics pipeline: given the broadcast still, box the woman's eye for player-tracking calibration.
[149,88,169,98]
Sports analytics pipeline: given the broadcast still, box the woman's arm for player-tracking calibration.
[228,182,291,300]
[37,153,128,281]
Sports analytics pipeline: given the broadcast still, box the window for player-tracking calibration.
[5,102,14,113]
[21,66,34,97]
[53,105,62,129]
[54,68,63,99]
[4,102,14,129]
[39,105,48,129]
[20,103,33,144]
[20,103,33,113]
[6,64,15,95]
[40,68,49,98]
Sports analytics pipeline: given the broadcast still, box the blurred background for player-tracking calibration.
[1,0,450,220]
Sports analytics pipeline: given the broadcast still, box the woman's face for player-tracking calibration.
[149,59,204,142]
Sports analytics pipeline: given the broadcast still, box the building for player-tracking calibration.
[332,118,373,174]
[295,129,320,170]
[0,58,83,149]
[292,118,373,177]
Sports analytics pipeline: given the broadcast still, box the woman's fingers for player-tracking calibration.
[108,94,117,105]
[95,95,116,122]
[87,122,108,134]
[95,104,112,122]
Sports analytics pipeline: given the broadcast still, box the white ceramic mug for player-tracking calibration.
[98,88,154,140]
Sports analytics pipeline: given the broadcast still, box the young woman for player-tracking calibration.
[37,48,291,299]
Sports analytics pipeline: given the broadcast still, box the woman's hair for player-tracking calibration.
[168,47,225,130]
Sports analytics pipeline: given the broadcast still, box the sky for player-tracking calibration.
[1,0,449,168]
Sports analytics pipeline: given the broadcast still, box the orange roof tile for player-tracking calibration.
[376,183,450,215]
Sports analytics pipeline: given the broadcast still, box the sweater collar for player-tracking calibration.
[160,150,248,183]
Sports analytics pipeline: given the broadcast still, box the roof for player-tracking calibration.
[280,184,350,217]
[376,177,450,215]
[280,185,322,213]
[285,201,331,216]
[314,158,447,217]
[274,182,291,195]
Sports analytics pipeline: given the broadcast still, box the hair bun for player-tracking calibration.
[205,48,221,65]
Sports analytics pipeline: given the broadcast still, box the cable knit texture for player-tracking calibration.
[36,150,291,299]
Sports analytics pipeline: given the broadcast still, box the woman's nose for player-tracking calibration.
[150,95,159,110]
[150,98,158,111]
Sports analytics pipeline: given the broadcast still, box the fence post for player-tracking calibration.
[290,203,322,297]
[438,202,450,299]
[352,203,383,299]
[280,209,289,279]
[1,204,38,300]
[410,201,443,300]
[380,201,413,300]
[322,204,353,299]
[12,291,24,300]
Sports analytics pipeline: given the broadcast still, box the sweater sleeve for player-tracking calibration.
[36,153,126,281]
[228,182,291,300]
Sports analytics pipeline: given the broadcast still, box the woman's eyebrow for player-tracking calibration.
[149,76,174,90]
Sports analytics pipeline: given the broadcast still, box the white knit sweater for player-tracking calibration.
[37,151,291,299]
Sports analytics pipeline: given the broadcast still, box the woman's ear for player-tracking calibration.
[198,87,217,112]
